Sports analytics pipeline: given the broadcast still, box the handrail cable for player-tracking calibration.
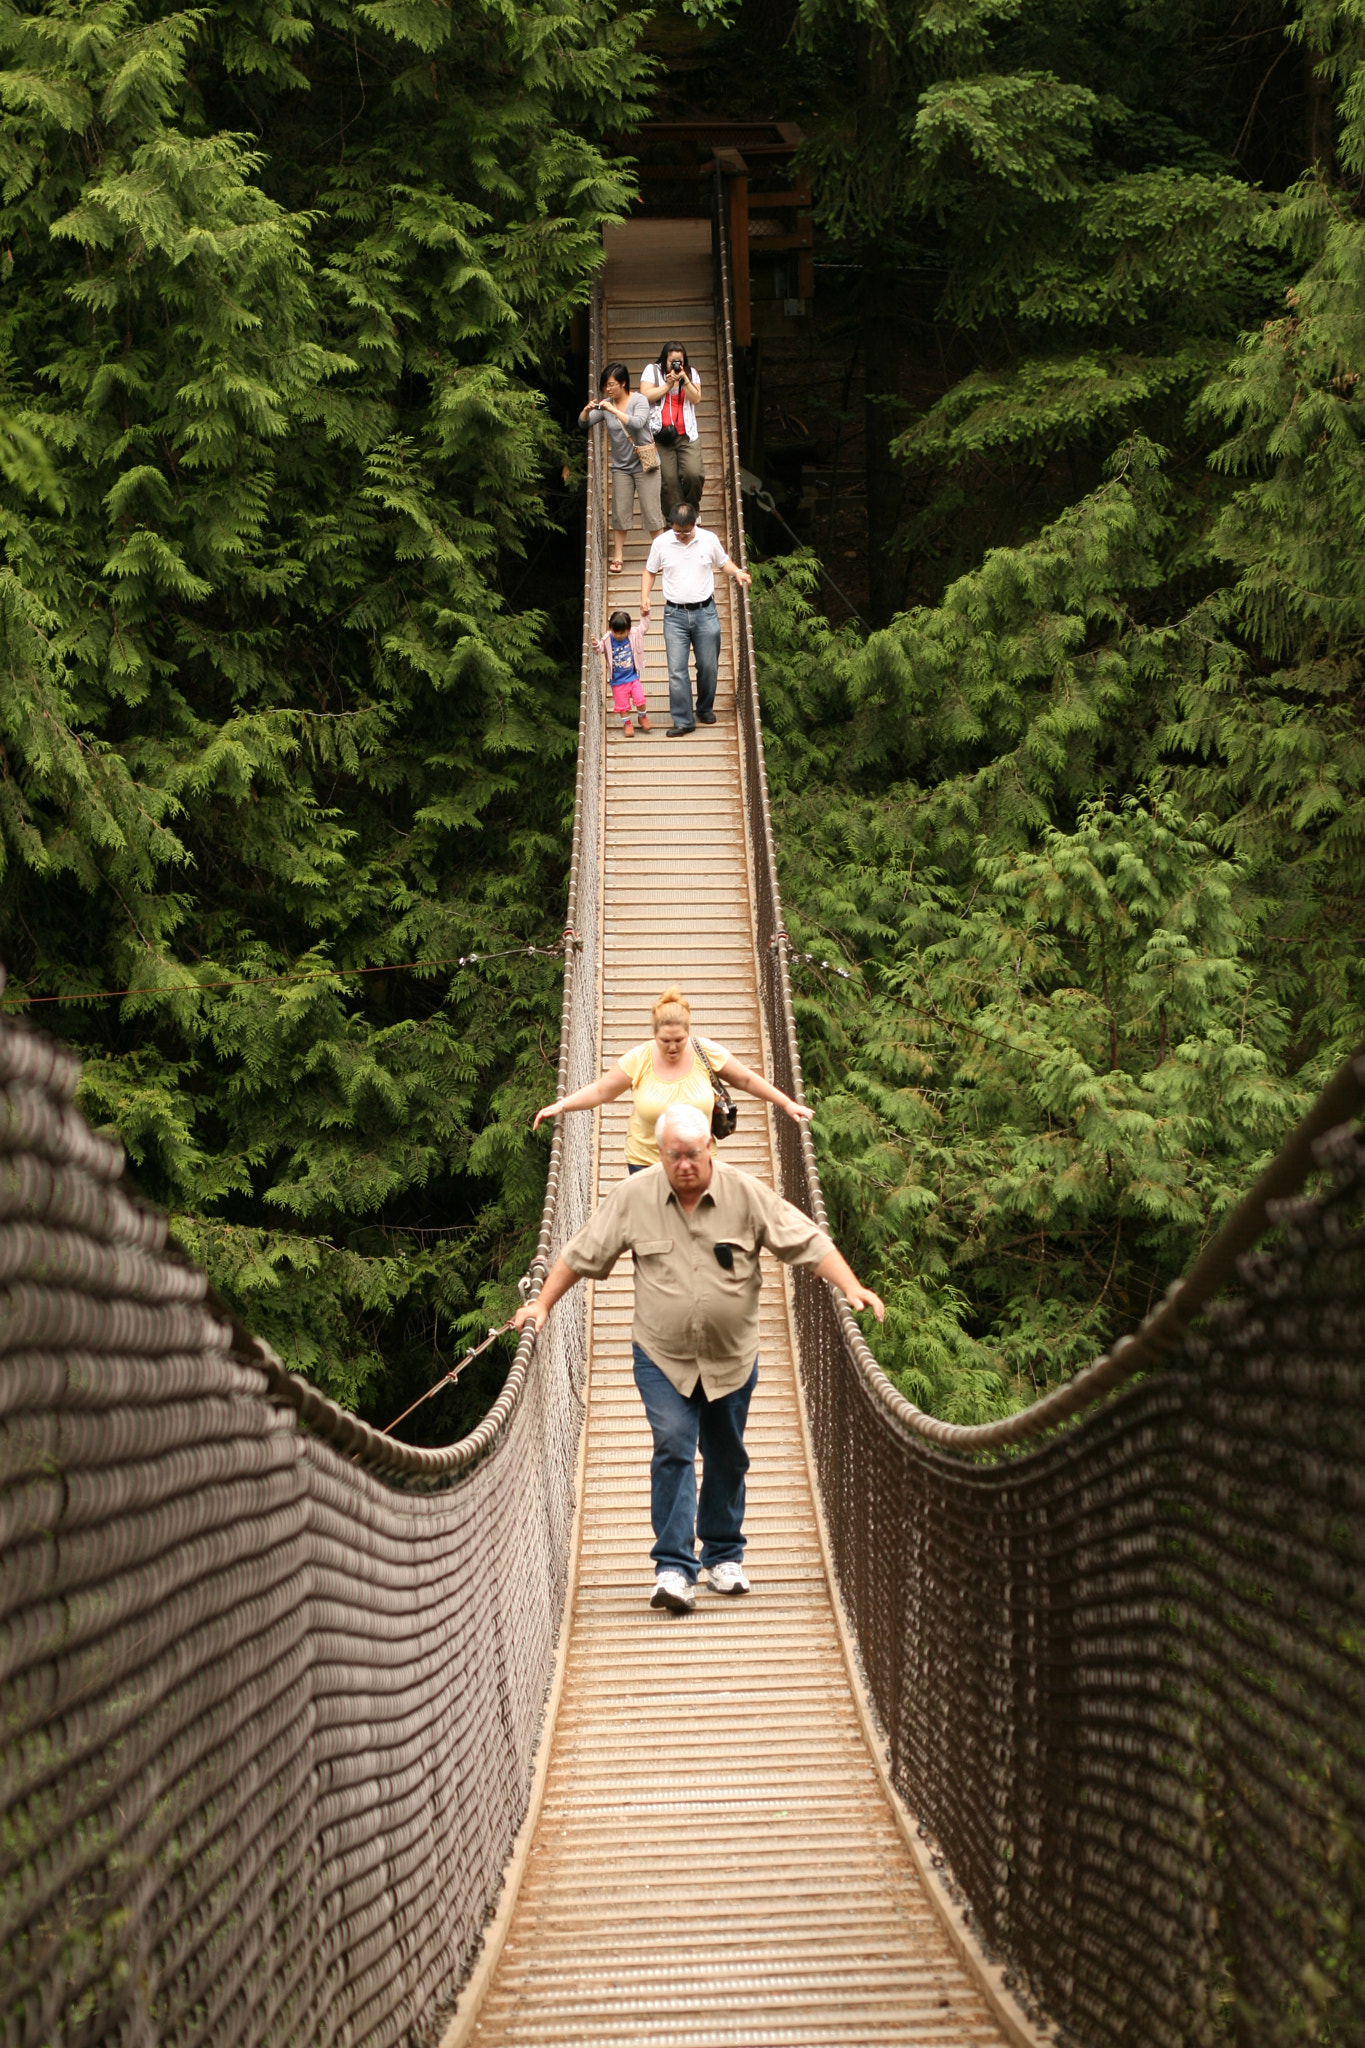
[0,289,608,2046]
[0,945,567,1010]
[712,162,1365,1455]
[715,162,1365,2048]
[242,293,614,1480]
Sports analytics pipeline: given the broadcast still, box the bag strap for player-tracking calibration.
[618,401,650,451]
[693,1038,733,1107]
[603,395,643,449]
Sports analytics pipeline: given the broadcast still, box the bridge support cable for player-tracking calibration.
[714,162,1365,2048]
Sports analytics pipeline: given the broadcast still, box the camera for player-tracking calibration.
[669,358,684,374]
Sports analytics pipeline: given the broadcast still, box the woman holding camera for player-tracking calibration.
[581,361,665,573]
[641,342,706,522]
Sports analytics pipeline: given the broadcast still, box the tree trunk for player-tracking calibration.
[1305,45,1333,171]
[862,248,902,627]
[857,27,903,628]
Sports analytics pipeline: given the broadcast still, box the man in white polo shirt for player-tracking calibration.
[640,502,752,736]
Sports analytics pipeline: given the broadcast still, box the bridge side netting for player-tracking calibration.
[0,299,606,2048]
[713,174,1365,2048]
[781,1119,1364,2047]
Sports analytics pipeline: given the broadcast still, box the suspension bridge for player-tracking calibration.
[2,191,1362,2048]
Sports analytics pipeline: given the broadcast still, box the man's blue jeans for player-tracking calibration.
[632,1342,757,1582]
[663,598,721,731]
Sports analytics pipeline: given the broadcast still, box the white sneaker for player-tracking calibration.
[707,1562,750,1595]
[650,1570,696,1612]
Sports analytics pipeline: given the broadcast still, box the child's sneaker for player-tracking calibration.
[638,713,651,731]
[622,719,633,737]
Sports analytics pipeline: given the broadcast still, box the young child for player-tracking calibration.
[592,610,651,737]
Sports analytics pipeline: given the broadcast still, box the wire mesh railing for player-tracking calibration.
[0,291,607,2048]
[714,167,1365,2047]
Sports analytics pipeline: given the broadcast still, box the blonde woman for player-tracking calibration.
[532,987,813,1171]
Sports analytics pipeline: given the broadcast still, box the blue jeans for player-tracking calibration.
[632,1343,757,1581]
[663,598,720,731]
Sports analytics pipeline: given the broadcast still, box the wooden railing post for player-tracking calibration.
[715,147,751,347]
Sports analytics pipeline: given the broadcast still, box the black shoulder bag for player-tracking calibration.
[694,1039,737,1141]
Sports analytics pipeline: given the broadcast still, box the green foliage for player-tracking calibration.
[782,0,1294,609]
[675,0,735,24]
[792,0,1278,324]
[895,346,1223,476]
[0,0,651,1425]
[730,3,1365,1422]
[756,392,1363,1422]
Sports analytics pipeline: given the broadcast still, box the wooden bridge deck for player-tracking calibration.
[451,223,1015,2048]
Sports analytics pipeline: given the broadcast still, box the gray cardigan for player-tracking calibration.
[584,393,650,472]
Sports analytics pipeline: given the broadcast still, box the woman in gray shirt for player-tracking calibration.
[580,361,665,572]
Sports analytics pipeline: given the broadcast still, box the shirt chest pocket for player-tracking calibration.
[632,1237,681,1295]
[711,1234,760,1282]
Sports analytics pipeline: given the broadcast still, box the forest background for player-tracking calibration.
[1,0,1362,1433]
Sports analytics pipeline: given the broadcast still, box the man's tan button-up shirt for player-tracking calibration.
[559,1157,833,1398]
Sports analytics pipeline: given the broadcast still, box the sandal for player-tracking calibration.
[608,556,624,572]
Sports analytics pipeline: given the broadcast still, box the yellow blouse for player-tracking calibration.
[618,1037,731,1166]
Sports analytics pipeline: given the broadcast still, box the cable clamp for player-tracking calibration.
[519,1255,551,1303]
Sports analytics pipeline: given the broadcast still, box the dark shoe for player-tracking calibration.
[665,725,695,737]
[697,711,717,724]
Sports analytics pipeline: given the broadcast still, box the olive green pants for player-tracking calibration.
[658,435,706,522]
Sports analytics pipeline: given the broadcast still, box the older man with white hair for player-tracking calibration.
[514,1101,884,1612]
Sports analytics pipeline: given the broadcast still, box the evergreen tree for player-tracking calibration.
[783,0,1301,620]
[754,2,1365,1424]
[0,0,651,1428]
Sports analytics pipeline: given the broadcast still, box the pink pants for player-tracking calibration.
[612,676,646,717]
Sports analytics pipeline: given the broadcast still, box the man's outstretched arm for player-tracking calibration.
[813,1247,885,1321]
[512,1254,580,1334]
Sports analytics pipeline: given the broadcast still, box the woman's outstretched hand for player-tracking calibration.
[782,1098,815,1124]
[532,1101,563,1132]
